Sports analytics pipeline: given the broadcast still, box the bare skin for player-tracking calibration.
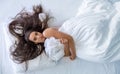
[59,38,71,56]
[29,28,76,60]
[43,28,76,60]
[29,31,45,44]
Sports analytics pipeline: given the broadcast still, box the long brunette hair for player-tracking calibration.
[9,5,50,70]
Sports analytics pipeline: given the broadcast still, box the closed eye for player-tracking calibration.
[35,32,38,35]
[33,37,37,41]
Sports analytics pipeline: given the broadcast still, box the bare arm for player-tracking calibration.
[43,28,76,60]
[59,38,71,56]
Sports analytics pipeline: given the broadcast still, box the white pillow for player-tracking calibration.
[12,53,56,73]
[3,23,56,73]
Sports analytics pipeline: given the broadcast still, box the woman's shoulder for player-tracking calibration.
[43,28,58,38]
[44,27,58,31]
[43,27,72,40]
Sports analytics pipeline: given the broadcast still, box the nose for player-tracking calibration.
[36,34,42,38]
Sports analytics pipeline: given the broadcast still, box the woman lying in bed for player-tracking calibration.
[9,1,120,70]
[9,5,76,66]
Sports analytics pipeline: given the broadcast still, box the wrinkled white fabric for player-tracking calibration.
[59,1,120,62]
[76,0,113,16]
[44,37,64,62]
[114,1,120,13]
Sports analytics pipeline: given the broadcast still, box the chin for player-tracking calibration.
[43,38,45,42]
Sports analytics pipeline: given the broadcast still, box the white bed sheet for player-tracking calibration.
[1,0,120,74]
[19,58,119,74]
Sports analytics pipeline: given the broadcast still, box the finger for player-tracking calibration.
[70,55,76,60]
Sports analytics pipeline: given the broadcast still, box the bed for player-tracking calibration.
[1,0,120,74]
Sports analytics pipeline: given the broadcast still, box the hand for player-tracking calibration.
[59,38,68,44]
[70,54,76,60]
[60,38,70,56]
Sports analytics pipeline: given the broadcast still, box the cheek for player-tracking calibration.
[39,38,45,42]
[36,38,42,43]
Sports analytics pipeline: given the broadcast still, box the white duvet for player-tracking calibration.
[59,0,120,62]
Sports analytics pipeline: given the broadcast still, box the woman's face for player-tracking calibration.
[29,31,45,44]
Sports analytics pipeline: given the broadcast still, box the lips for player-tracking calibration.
[40,35,45,41]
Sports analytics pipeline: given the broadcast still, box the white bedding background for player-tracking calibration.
[1,0,120,74]
[59,0,120,63]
